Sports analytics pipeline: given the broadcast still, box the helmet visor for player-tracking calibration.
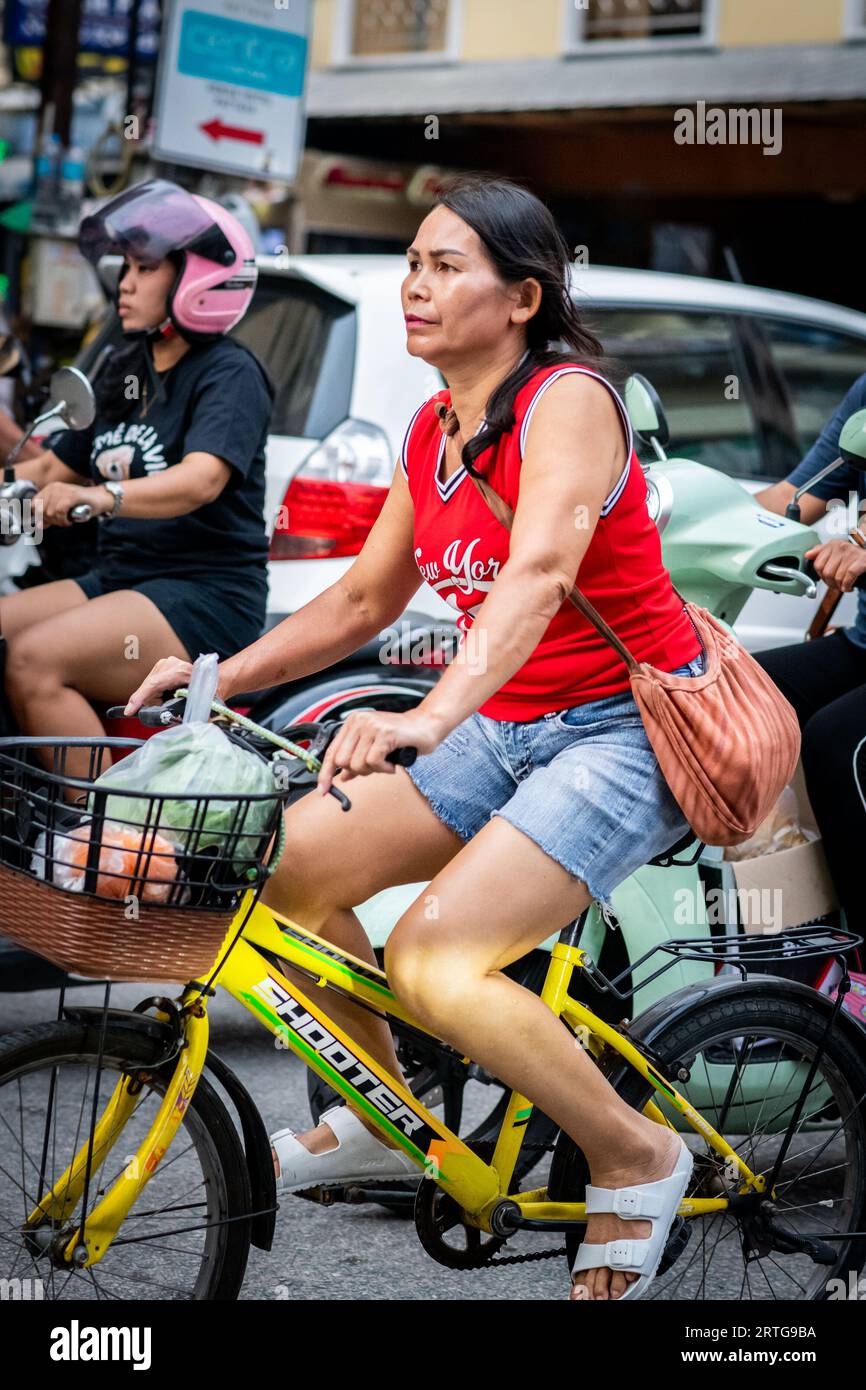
[79,179,232,269]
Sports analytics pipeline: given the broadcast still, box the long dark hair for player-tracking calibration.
[434,176,610,474]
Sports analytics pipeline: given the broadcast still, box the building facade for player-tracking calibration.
[295,0,866,309]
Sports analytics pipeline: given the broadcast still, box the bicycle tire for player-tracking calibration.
[0,1019,253,1301]
[548,982,866,1300]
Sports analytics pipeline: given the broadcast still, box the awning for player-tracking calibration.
[307,42,866,120]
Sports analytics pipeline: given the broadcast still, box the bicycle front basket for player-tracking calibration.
[0,737,284,983]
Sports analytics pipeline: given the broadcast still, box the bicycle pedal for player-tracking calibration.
[290,1184,345,1204]
[657,1215,691,1275]
[290,1180,414,1206]
[343,1184,416,1206]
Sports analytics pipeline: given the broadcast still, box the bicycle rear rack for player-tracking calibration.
[578,924,863,1003]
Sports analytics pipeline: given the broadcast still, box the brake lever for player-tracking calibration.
[315,722,417,812]
[105,698,186,726]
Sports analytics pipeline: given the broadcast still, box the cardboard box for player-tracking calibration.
[721,763,838,934]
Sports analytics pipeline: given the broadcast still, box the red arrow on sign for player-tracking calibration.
[200,118,265,146]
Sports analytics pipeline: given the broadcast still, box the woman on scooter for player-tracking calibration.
[0,179,272,777]
[126,176,706,1302]
[753,371,866,937]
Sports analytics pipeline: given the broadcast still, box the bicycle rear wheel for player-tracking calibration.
[548,982,866,1300]
[0,1020,252,1300]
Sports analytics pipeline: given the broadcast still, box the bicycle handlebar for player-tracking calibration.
[104,697,418,817]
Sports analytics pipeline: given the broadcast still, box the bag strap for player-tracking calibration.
[463,464,641,675]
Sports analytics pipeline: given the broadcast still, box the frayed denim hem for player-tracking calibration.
[406,771,474,844]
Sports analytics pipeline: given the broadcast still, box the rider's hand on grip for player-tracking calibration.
[385,746,417,767]
[804,556,866,591]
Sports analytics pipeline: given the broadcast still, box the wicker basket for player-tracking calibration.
[0,860,237,983]
[0,735,284,984]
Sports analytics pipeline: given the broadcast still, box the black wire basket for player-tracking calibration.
[0,737,286,982]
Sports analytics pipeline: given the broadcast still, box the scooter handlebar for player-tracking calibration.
[803,558,866,591]
[386,745,417,767]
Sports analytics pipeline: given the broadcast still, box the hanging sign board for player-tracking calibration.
[153,0,310,183]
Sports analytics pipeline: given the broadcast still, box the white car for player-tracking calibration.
[228,255,866,651]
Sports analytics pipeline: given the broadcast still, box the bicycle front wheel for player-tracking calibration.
[548,980,866,1300]
[0,1019,253,1301]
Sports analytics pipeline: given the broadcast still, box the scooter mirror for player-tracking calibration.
[839,408,866,471]
[47,366,96,431]
[96,254,123,299]
[0,333,22,377]
[624,373,670,450]
[2,364,95,474]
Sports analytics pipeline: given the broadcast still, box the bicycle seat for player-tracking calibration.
[646,827,704,868]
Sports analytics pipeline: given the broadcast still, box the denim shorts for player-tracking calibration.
[406,650,707,912]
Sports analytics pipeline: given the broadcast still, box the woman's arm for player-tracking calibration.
[90,451,231,518]
[416,373,623,741]
[124,462,424,711]
[754,480,827,524]
[10,447,86,488]
[36,450,236,525]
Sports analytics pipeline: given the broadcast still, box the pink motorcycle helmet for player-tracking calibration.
[79,178,258,342]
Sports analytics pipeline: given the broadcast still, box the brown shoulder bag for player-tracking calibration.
[436,404,801,848]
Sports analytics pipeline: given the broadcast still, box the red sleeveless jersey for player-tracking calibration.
[400,363,701,720]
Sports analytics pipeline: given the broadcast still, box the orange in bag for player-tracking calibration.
[56,823,179,903]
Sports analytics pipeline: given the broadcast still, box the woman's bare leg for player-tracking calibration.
[0,578,88,640]
[259,766,466,1155]
[384,814,686,1302]
[4,589,190,778]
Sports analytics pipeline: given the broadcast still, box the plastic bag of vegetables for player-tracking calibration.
[89,656,279,875]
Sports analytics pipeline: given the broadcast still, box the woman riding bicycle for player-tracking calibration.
[0,179,273,779]
[127,176,705,1302]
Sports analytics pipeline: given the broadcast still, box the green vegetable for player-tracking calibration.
[90,722,278,873]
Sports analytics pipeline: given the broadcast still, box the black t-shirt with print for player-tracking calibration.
[49,337,273,591]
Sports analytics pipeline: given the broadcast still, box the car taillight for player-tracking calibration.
[270,419,393,561]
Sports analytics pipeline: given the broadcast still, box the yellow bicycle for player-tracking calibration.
[0,699,864,1301]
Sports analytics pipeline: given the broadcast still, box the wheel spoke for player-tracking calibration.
[605,1008,866,1301]
[0,1048,231,1302]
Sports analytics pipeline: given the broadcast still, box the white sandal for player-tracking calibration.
[271,1104,418,1196]
[570,1135,694,1300]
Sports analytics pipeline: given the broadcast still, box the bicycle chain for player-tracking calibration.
[482,1244,568,1267]
[451,1140,568,1269]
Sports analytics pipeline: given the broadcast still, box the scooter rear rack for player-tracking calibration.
[579,924,863,1002]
